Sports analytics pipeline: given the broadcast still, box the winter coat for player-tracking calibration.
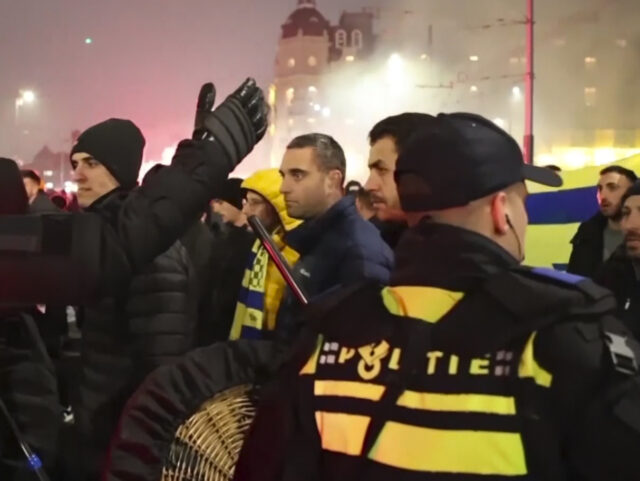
[29,191,60,214]
[567,213,608,278]
[595,246,640,339]
[276,195,394,340]
[74,189,201,480]
[230,169,301,340]
[0,309,62,481]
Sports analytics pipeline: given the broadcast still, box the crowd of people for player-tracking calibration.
[0,79,639,481]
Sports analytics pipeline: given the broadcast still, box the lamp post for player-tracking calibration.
[524,0,534,164]
[15,89,36,124]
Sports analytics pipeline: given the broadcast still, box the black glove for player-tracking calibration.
[192,78,269,169]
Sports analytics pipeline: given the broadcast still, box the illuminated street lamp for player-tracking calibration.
[15,89,37,123]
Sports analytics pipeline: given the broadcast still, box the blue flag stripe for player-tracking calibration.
[526,186,598,225]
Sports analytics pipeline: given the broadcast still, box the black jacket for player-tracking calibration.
[29,191,59,214]
[75,189,201,480]
[0,309,62,481]
[276,196,393,340]
[208,224,255,341]
[236,222,640,481]
[595,246,640,339]
[567,213,608,277]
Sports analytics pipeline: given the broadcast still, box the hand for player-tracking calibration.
[193,78,269,168]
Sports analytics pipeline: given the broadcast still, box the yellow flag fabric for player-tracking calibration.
[525,154,640,269]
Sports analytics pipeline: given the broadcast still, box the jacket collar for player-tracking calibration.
[391,221,519,291]
[285,195,355,254]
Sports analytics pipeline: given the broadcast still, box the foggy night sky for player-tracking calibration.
[0,0,627,171]
[0,0,387,166]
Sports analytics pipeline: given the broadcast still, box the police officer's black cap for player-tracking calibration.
[395,113,563,212]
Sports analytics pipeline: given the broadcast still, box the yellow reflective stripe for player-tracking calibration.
[314,381,516,415]
[316,411,370,456]
[518,332,552,388]
[371,423,527,475]
[300,336,323,375]
[314,380,385,401]
[381,286,464,323]
[397,391,517,415]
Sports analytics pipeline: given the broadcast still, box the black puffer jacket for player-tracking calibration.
[75,191,200,480]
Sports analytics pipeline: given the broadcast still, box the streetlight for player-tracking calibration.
[512,86,522,100]
[15,89,36,123]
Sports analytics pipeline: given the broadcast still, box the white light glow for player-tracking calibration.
[313,104,321,112]
[469,55,479,62]
[64,181,78,193]
[45,182,54,189]
[345,55,355,62]
[512,86,522,99]
[43,170,53,177]
[322,107,331,118]
[21,90,36,103]
[470,85,478,92]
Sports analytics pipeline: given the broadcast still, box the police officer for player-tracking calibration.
[235,113,640,481]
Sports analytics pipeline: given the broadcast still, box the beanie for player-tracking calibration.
[71,118,145,189]
[216,178,245,210]
[0,158,29,215]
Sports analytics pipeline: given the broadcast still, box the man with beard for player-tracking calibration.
[365,113,439,248]
[596,182,640,339]
[568,166,637,277]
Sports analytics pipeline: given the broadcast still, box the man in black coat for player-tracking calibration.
[596,181,640,339]
[70,119,205,480]
[568,165,637,277]
[21,169,60,214]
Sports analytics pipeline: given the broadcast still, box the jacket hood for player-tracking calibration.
[242,169,301,232]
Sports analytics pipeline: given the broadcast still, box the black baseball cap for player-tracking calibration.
[395,113,562,212]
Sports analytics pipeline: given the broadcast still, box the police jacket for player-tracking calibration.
[276,195,393,339]
[235,221,640,481]
[567,213,607,278]
[75,189,200,480]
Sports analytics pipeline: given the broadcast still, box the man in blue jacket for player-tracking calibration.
[277,133,393,339]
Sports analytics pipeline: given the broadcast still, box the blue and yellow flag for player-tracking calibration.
[525,154,640,269]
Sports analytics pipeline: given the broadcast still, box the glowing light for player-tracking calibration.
[420,53,428,60]
[322,107,331,118]
[470,85,478,92]
[313,104,321,112]
[562,149,588,170]
[512,86,522,99]
[64,181,78,193]
[469,55,479,62]
[345,55,355,62]
[84,37,93,44]
[584,57,597,64]
[493,118,506,129]
[307,117,316,124]
[308,86,317,93]
[268,84,276,106]
[45,182,54,189]
[594,148,617,165]
[43,170,53,177]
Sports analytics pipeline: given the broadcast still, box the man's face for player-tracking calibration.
[597,172,633,219]
[364,136,404,221]
[242,191,279,232]
[22,178,39,203]
[495,182,529,262]
[280,147,339,220]
[621,196,640,258]
[71,152,120,208]
[212,199,246,227]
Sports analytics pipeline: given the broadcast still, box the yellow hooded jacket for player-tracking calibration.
[229,169,301,340]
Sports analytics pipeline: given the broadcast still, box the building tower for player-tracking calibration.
[270,0,331,165]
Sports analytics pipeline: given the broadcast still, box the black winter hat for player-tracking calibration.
[71,118,145,189]
[0,157,29,215]
[217,178,245,210]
